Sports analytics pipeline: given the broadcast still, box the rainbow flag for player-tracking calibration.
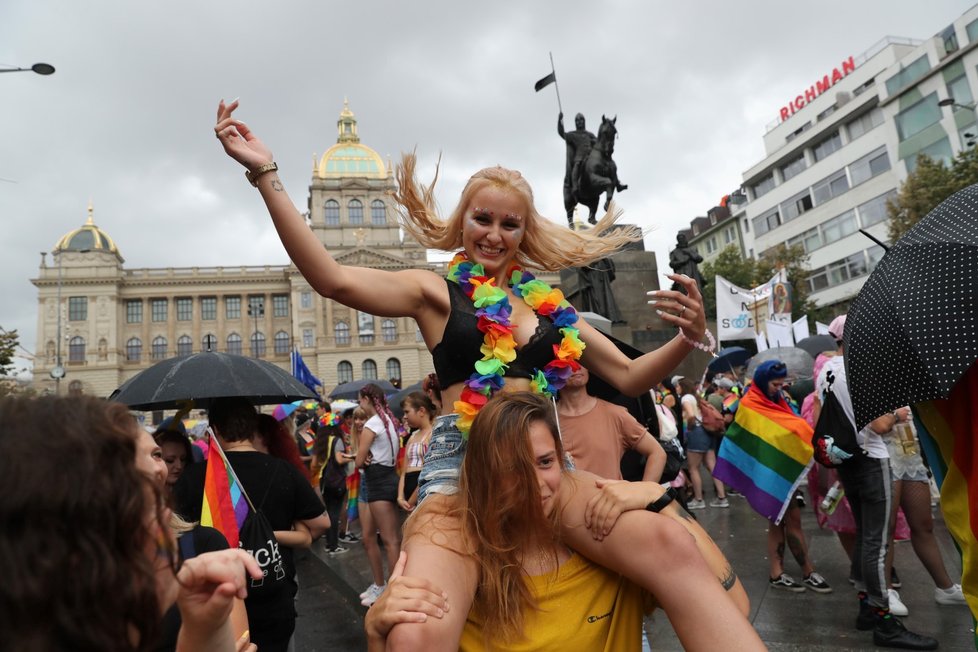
[714,384,814,524]
[346,470,360,522]
[200,440,251,547]
[913,362,978,635]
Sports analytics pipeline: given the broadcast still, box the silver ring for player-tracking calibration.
[680,305,687,317]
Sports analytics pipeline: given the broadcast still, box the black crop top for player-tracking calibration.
[431,279,566,388]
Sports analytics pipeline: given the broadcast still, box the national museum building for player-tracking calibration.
[32,103,435,398]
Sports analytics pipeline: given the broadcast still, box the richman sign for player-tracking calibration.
[779,56,856,123]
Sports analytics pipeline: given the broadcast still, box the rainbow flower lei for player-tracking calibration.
[446,252,585,434]
[318,411,341,428]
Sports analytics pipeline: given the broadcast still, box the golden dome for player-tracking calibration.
[54,203,121,255]
[316,100,387,179]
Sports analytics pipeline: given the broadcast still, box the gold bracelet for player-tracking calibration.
[245,162,278,187]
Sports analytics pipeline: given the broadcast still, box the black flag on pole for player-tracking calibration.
[534,72,556,92]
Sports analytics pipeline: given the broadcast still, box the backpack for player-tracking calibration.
[812,369,865,468]
[320,436,347,495]
[697,397,726,435]
[235,464,289,600]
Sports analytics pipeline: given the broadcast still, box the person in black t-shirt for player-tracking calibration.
[175,398,329,652]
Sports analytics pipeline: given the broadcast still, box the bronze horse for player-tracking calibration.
[564,115,627,227]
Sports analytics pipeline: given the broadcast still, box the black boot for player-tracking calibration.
[873,615,938,650]
[856,600,876,631]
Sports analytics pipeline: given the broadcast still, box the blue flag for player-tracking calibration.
[291,347,322,393]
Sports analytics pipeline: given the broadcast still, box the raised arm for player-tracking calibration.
[213,101,441,320]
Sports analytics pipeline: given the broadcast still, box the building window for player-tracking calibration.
[849,147,891,186]
[787,226,821,254]
[416,326,424,343]
[895,94,941,142]
[68,297,88,321]
[812,131,843,162]
[300,291,312,309]
[858,191,898,228]
[68,336,85,362]
[941,25,959,57]
[126,337,142,362]
[781,190,814,223]
[779,153,807,181]
[371,200,386,225]
[386,358,401,381]
[337,361,353,384]
[202,334,217,352]
[176,298,192,321]
[250,332,266,357]
[821,210,858,246]
[335,321,350,345]
[750,173,775,199]
[704,237,717,254]
[885,55,930,96]
[362,359,378,380]
[906,137,954,172]
[225,296,241,320]
[247,296,264,320]
[226,333,242,355]
[812,169,849,206]
[348,199,364,224]
[272,294,289,317]
[381,319,397,342]
[324,200,340,226]
[358,311,374,345]
[126,300,143,323]
[967,17,978,43]
[752,208,781,236]
[807,248,879,293]
[151,298,168,323]
[846,108,883,141]
[274,331,290,355]
[723,226,735,245]
[302,328,314,348]
[177,335,193,356]
[946,73,974,113]
[201,297,217,321]
[152,336,168,360]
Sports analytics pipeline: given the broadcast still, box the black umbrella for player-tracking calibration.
[328,378,397,401]
[387,381,425,419]
[746,346,815,381]
[847,183,978,429]
[109,351,318,410]
[707,346,752,374]
[795,334,837,359]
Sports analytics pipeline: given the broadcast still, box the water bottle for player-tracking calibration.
[820,481,844,515]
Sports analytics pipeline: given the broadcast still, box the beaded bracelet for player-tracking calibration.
[679,327,718,357]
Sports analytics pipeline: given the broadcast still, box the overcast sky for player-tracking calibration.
[2,0,974,375]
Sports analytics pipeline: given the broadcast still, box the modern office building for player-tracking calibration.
[689,4,978,309]
[31,103,437,398]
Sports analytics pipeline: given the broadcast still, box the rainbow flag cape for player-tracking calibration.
[200,439,252,547]
[714,384,814,524]
[913,362,978,638]
[346,470,360,522]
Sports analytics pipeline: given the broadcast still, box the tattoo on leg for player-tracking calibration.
[776,541,785,564]
[787,534,807,566]
[720,564,737,591]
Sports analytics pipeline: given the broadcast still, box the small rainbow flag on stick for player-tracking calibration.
[714,384,814,524]
[200,437,253,547]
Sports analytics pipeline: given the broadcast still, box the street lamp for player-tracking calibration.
[0,63,55,75]
[47,250,66,393]
[939,97,978,147]
[247,299,264,358]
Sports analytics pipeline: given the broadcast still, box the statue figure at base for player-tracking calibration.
[577,257,624,323]
[668,233,706,294]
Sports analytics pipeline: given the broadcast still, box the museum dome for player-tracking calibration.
[54,203,121,256]
[317,100,388,179]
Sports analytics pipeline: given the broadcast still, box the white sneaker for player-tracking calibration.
[687,498,706,510]
[935,583,967,605]
[360,583,386,607]
[359,582,381,600]
[887,588,909,616]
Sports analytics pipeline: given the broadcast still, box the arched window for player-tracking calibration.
[371,199,386,225]
[68,336,86,363]
[126,337,142,362]
[250,331,266,357]
[152,336,168,360]
[335,321,350,345]
[358,311,374,345]
[348,199,364,225]
[337,360,353,384]
[324,199,340,225]
[382,319,397,342]
[386,358,401,381]
[362,359,378,380]
[202,334,217,352]
[226,333,242,355]
[68,380,83,396]
[274,330,290,355]
[177,335,193,356]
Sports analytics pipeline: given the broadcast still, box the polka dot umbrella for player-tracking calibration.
[846,183,978,430]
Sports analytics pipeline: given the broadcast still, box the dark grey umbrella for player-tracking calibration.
[795,335,837,359]
[387,381,425,419]
[108,351,318,410]
[328,378,397,401]
[707,346,752,374]
[746,347,815,381]
[847,183,978,429]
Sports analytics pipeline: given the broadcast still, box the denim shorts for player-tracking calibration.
[685,424,714,453]
[417,414,466,504]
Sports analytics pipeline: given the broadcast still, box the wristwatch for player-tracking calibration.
[645,487,678,513]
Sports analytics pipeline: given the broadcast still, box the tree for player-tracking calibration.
[700,244,814,324]
[887,148,978,242]
[0,328,18,377]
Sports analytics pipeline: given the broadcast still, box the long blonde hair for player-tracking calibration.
[393,153,641,271]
